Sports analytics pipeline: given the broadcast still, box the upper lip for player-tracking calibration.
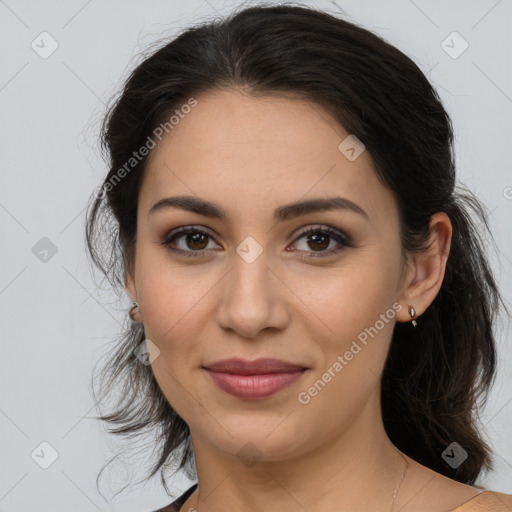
[203,358,307,375]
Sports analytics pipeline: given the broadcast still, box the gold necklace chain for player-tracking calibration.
[389,452,410,511]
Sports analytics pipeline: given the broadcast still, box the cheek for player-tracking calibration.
[296,251,401,398]
[135,245,219,341]
[295,253,401,338]
[137,263,211,416]
[132,268,209,413]
[295,272,398,428]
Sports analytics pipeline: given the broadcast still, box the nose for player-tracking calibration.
[215,252,290,339]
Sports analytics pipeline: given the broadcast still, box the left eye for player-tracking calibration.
[160,225,353,258]
[289,226,353,257]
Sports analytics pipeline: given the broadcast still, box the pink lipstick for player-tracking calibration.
[203,357,307,400]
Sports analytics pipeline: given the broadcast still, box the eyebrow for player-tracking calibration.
[148,195,369,222]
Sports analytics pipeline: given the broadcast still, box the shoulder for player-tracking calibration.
[394,455,511,512]
[449,490,512,511]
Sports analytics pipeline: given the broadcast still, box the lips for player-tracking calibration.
[203,358,308,399]
[203,357,306,375]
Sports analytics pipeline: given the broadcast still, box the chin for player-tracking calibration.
[204,417,313,462]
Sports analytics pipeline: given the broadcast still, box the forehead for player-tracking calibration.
[139,89,396,225]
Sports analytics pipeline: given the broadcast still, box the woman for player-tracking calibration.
[85,3,512,511]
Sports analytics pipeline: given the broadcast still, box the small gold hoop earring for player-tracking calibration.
[408,305,417,328]
[129,301,140,323]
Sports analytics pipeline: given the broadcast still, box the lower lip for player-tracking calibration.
[205,369,306,399]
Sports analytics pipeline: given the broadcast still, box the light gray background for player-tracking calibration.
[1,0,511,510]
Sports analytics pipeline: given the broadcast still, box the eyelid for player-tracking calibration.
[163,224,217,240]
[291,224,353,245]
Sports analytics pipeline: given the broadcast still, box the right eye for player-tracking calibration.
[160,226,221,258]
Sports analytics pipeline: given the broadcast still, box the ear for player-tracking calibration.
[395,212,452,324]
[125,269,142,323]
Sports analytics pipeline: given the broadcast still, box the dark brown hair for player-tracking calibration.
[85,1,508,496]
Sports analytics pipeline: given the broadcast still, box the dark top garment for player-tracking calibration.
[151,483,198,512]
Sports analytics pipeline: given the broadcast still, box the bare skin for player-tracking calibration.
[126,89,483,511]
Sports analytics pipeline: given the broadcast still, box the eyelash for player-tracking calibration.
[159,225,354,259]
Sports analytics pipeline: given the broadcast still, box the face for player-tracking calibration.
[126,88,409,464]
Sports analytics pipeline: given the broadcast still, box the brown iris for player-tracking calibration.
[306,232,329,251]
[186,232,209,250]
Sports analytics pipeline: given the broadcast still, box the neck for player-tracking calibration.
[185,388,408,512]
